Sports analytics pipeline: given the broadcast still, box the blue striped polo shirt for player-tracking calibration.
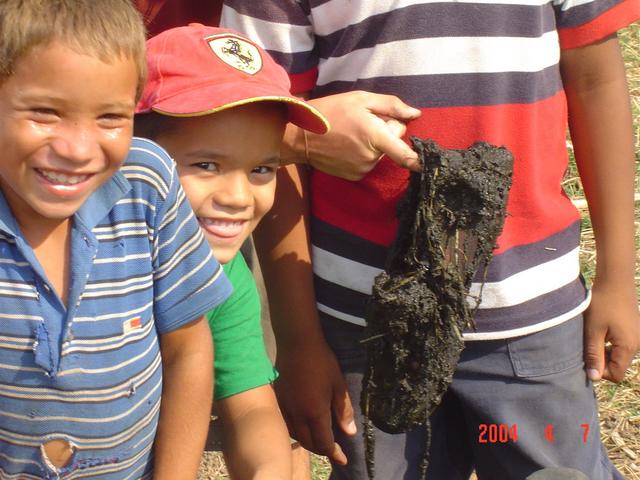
[0,137,232,479]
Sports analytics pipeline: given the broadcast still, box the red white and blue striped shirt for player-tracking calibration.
[222,0,638,339]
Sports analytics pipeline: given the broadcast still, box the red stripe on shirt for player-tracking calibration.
[311,92,581,253]
[290,67,319,95]
[559,0,640,49]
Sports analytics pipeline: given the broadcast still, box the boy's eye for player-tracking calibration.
[194,162,218,172]
[30,107,58,121]
[98,113,131,128]
[252,165,276,175]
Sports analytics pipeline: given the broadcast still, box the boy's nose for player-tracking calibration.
[49,121,100,164]
[214,172,252,209]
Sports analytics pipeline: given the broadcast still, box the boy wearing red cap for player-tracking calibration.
[135,24,329,479]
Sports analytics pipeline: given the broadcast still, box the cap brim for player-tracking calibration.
[149,83,329,135]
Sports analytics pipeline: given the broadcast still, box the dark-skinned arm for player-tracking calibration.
[561,34,640,383]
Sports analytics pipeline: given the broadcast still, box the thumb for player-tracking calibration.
[333,384,357,436]
[374,119,421,172]
[584,326,606,381]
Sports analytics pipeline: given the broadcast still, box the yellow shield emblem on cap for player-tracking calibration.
[207,34,262,75]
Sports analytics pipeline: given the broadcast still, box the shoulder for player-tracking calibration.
[555,0,639,48]
[121,137,176,201]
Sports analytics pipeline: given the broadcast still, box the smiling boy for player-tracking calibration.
[134,24,328,479]
[0,2,231,479]
[158,105,282,265]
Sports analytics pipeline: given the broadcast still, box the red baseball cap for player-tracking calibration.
[136,24,329,134]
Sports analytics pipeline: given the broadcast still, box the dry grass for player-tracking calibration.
[597,357,640,478]
[197,23,640,480]
[198,451,228,479]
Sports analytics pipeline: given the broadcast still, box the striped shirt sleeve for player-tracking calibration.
[221,0,319,93]
[135,139,233,333]
[555,0,640,48]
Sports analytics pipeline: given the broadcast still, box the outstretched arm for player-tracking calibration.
[280,91,422,180]
[154,317,214,479]
[261,89,420,460]
[253,164,356,465]
[219,384,291,480]
[561,34,640,383]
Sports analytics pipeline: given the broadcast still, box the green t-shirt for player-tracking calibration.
[206,253,278,400]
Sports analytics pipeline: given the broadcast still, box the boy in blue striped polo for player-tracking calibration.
[0,1,232,479]
[134,24,329,479]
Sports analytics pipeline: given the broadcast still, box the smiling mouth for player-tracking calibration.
[198,218,247,239]
[37,169,90,185]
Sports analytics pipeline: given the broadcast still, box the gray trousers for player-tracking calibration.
[320,314,622,480]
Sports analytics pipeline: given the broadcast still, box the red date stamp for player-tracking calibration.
[478,423,591,444]
[544,423,591,443]
[478,423,518,443]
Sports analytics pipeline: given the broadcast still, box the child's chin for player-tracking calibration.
[32,202,82,222]
[210,245,239,265]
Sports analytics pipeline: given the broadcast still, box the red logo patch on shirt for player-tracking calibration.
[123,317,142,334]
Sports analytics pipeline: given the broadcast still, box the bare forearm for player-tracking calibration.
[562,35,639,381]
[280,123,308,166]
[253,164,326,348]
[255,166,355,463]
[154,319,214,479]
[220,389,291,480]
[562,35,637,287]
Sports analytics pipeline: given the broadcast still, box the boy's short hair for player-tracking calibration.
[0,0,147,99]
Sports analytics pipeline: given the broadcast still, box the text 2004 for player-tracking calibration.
[478,423,518,443]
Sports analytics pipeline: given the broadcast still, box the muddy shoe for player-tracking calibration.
[361,138,513,479]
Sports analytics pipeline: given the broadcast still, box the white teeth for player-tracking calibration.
[39,169,89,185]
[199,218,244,227]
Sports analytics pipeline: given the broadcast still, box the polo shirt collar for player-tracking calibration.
[76,170,131,230]
[0,191,20,237]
